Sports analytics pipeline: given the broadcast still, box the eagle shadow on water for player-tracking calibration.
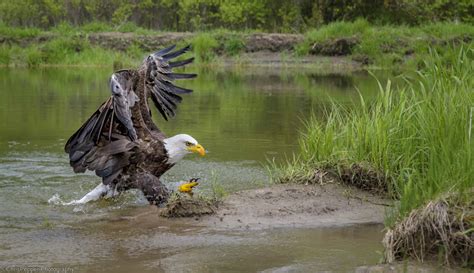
[64,45,205,206]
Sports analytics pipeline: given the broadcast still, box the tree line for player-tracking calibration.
[1,0,472,32]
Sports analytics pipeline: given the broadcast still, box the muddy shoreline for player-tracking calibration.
[195,183,388,230]
[113,184,468,272]
[123,183,390,230]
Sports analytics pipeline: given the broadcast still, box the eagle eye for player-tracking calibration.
[185,141,192,146]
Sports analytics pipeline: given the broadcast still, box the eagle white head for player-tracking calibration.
[163,134,205,164]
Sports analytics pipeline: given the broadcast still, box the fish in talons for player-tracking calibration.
[178,178,200,197]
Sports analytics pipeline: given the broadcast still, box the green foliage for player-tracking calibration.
[50,21,76,34]
[126,43,145,59]
[311,0,473,26]
[0,22,40,39]
[80,21,112,33]
[223,35,245,56]
[111,2,134,25]
[297,20,474,68]
[1,0,471,32]
[25,47,42,67]
[192,33,218,63]
[279,46,474,224]
[307,18,370,42]
[41,36,91,63]
[0,46,11,65]
[116,22,140,33]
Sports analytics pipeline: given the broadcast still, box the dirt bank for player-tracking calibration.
[1,32,304,53]
[196,183,389,230]
[130,183,390,230]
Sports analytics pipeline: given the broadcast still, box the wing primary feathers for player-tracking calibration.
[169,57,194,68]
[161,90,182,105]
[65,110,98,153]
[151,86,176,116]
[150,93,169,121]
[153,45,177,57]
[156,91,177,113]
[88,103,108,143]
[165,73,197,79]
[144,45,196,120]
[95,102,113,143]
[162,45,191,60]
[161,81,193,94]
[64,97,112,155]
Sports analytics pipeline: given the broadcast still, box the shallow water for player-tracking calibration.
[0,66,387,272]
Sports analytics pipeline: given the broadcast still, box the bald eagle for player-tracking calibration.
[64,45,204,206]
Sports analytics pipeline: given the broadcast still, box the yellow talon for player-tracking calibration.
[178,178,200,197]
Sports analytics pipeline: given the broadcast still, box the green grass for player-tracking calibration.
[80,21,113,32]
[191,32,219,63]
[0,22,41,39]
[0,45,11,65]
[297,19,474,68]
[114,22,157,35]
[223,35,245,56]
[274,45,473,225]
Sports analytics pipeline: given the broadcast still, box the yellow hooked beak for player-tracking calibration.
[187,144,206,157]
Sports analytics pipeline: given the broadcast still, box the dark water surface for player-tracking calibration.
[0,67,386,272]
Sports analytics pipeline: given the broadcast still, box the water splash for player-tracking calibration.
[47,193,83,207]
[47,193,88,213]
[47,193,65,205]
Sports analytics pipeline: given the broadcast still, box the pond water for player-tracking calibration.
[0,66,387,272]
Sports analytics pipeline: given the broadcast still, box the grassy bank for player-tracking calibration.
[297,19,473,68]
[0,20,472,69]
[273,46,473,266]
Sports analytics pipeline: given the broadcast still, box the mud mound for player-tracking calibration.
[88,32,193,52]
[244,33,303,52]
[383,195,473,267]
[160,196,217,218]
[338,164,389,195]
[309,37,359,56]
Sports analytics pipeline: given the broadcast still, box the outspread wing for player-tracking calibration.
[64,70,139,184]
[144,45,196,121]
[64,45,197,184]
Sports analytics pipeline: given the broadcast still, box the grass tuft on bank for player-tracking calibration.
[384,193,473,267]
[272,46,473,265]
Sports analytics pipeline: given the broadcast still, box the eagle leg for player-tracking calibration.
[132,172,170,206]
[65,182,110,205]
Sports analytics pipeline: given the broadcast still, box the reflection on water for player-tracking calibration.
[0,67,382,161]
[0,67,387,272]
